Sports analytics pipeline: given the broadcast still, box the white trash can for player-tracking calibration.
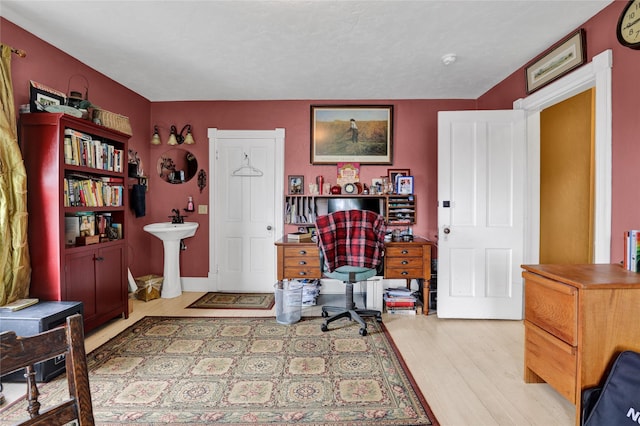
[274,280,303,325]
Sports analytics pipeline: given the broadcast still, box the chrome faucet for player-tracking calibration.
[169,208,185,224]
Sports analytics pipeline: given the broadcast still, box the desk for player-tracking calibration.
[275,237,433,314]
[522,264,640,425]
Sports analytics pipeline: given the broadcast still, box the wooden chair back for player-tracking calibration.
[0,313,94,425]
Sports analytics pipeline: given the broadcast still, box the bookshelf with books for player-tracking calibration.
[20,112,129,332]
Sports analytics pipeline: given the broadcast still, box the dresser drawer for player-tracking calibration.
[524,271,577,345]
[525,321,577,403]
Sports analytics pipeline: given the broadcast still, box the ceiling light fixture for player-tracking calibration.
[441,53,457,66]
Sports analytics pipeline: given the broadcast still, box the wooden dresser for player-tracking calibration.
[522,264,640,425]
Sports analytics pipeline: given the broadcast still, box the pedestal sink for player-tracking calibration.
[143,222,199,298]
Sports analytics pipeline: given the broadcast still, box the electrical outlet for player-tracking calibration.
[198,204,208,214]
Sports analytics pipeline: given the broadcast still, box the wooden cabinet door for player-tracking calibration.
[65,249,97,321]
[95,244,126,317]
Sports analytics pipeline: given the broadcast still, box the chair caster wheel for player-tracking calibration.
[321,323,329,332]
[359,328,367,336]
[321,311,329,318]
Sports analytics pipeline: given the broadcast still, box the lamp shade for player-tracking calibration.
[151,126,162,145]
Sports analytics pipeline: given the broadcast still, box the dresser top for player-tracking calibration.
[522,264,640,289]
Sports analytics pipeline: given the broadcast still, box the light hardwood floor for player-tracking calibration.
[2,293,574,425]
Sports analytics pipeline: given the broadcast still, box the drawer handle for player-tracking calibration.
[298,250,307,255]
[401,260,409,265]
[401,250,409,254]
[298,260,307,265]
[95,256,104,261]
[298,271,307,276]
[401,271,409,276]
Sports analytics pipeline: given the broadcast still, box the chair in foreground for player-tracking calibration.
[315,209,386,336]
[0,313,94,425]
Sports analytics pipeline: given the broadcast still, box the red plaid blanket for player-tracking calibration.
[315,209,386,272]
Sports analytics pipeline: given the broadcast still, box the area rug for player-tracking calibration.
[0,316,437,425]
[188,292,275,310]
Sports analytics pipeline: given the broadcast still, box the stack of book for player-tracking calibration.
[624,230,640,272]
[383,287,418,315]
[287,231,313,241]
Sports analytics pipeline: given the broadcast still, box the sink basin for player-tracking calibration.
[143,222,198,241]
[143,222,199,298]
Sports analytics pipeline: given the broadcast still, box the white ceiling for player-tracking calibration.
[1,0,613,102]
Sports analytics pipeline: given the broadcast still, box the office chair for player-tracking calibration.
[0,313,95,425]
[315,209,386,336]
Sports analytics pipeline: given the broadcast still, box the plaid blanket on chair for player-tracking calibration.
[315,209,386,272]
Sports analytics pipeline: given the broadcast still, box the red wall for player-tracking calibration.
[478,1,640,264]
[4,0,639,279]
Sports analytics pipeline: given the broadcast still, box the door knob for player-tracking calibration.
[266,225,272,230]
[443,227,451,234]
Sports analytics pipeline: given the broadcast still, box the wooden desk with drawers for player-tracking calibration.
[275,236,433,314]
[522,264,640,425]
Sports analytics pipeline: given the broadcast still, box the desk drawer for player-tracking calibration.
[386,246,423,258]
[283,266,322,279]
[525,321,577,403]
[283,246,319,258]
[524,271,577,345]
[385,267,423,279]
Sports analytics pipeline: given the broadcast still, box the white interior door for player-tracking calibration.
[209,129,284,293]
[437,110,525,319]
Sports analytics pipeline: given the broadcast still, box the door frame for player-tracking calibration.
[515,49,612,264]
[207,128,285,290]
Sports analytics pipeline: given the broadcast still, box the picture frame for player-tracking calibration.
[288,175,304,195]
[310,105,393,164]
[525,29,586,94]
[387,169,410,188]
[29,80,66,112]
[396,176,414,195]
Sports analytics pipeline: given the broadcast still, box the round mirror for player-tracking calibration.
[157,149,198,184]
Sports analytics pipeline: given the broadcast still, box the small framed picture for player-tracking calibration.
[288,175,304,195]
[387,169,410,187]
[29,80,66,112]
[396,176,414,194]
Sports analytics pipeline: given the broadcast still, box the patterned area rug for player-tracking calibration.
[0,316,437,425]
[188,292,275,310]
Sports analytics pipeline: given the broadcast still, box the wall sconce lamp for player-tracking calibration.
[167,124,195,145]
[151,125,162,145]
[152,124,195,145]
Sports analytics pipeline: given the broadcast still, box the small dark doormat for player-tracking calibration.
[188,292,275,309]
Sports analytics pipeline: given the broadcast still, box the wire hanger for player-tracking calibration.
[231,153,263,177]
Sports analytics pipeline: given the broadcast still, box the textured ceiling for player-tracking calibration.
[1,0,613,101]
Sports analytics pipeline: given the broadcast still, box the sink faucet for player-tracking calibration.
[169,208,185,224]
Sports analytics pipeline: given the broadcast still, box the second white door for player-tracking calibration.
[210,129,284,293]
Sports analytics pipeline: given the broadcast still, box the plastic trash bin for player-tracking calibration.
[274,280,303,324]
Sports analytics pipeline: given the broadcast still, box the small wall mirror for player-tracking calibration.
[158,149,198,184]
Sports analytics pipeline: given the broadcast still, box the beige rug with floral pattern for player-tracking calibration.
[0,316,437,425]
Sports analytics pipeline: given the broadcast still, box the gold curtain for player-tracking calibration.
[0,44,31,305]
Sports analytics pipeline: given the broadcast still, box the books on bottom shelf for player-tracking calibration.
[384,286,418,314]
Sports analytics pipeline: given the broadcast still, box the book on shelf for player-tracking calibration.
[287,231,313,241]
[0,298,39,311]
[624,230,640,272]
[387,307,418,315]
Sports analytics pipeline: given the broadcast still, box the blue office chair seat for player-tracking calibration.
[320,265,382,336]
